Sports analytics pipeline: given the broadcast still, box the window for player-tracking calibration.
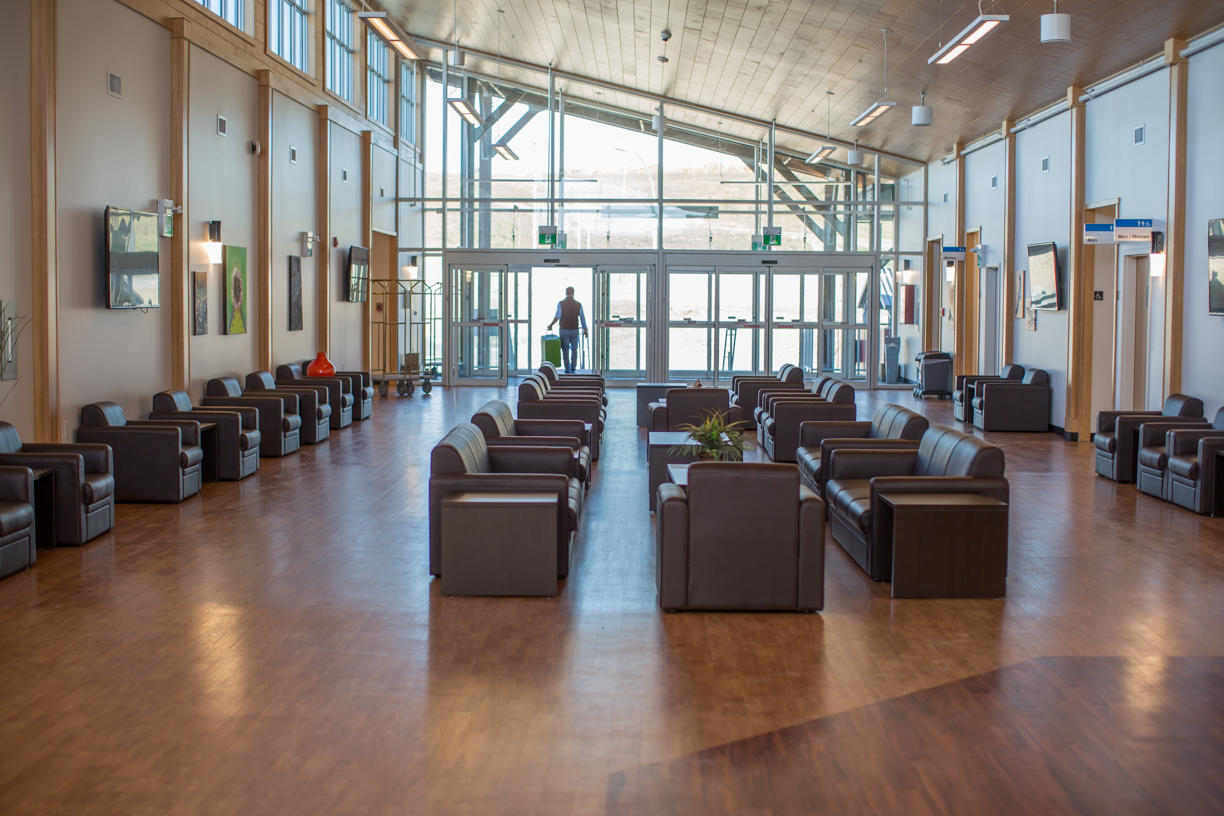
[195,0,243,29]
[1041,156,1050,173]
[400,60,417,145]
[269,0,309,73]
[326,0,355,102]
[367,31,391,126]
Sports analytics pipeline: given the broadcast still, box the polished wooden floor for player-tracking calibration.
[1,386,1223,814]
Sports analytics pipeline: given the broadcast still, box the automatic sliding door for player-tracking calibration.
[821,268,870,381]
[769,270,820,376]
[715,269,763,380]
[667,268,715,381]
[450,266,507,385]
[594,266,649,381]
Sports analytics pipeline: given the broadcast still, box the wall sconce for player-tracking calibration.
[402,254,419,278]
[205,221,223,264]
[302,231,320,258]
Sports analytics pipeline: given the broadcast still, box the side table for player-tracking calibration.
[440,492,559,597]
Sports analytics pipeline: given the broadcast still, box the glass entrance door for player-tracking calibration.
[667,267,715,381]
[769,269,821,375]
[715,268,764,379]
[593,265,650,381]
[450,266,507,384]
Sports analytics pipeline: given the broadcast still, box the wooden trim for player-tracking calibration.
[361,130,374,372]
[1164,39,1188,397]
[953,142,967,376]
[923,238,940,352]
[30,0,58,442]
[1001,119,1016,366]
[1065,86,1088,438]
[318,108,331,355]
[170,20,191,392]
[258,70,274,371]
[965,230,981,375]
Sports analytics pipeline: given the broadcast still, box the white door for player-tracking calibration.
[980,266,1000,374]
[1115,255,1152,411]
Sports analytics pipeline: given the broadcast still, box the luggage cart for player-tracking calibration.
[371,279,442,396]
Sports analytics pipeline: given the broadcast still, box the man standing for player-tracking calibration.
[547,286,588,374]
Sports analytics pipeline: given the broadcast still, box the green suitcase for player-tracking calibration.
[541,334,562,367]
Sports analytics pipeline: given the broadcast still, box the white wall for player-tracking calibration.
[964,140,1006,374]
[1183,41,1224,416]
[927,158,957,352]
[271,91,319,367]
[329,123,364,370]
[372,144,397,236]
[0,0,34,439]
[57,0,172,432]
[187,45,259,397]
[1012,112,1071,428]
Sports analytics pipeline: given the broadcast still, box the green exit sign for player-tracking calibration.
[538,226,557,246]
[763,227,782,246]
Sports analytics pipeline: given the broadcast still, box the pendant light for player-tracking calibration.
[491,9,518,160]
[357,11,422,60]
[847,141,864,166]
[806,92,837,164]
[851,30,896,127]
[1041,0,1071,43]
[912,91,933,126]
[928,0,1009,65]
[446,0,484,126]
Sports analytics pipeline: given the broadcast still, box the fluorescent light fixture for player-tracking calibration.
[358,11,422,61]
[806,144,836,164]
[493,143,519,161]
[928,15,1009,64]
[447,98,485,126]
[851,100,896,127]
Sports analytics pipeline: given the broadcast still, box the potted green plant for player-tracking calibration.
[669,409,748,462]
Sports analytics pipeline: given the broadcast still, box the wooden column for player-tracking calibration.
[30,0,58,442]
[361,131,373,371]
[1001,118,1016,366]
[953,141,967,376]
[1164,38,1188,397]
[317,107,331,355]
[257,71,273,371]
[1064,86,1087,440]
[170,20,191,392]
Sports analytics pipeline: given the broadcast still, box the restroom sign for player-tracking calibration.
[1084,223,1115,244]
[942,246,966,261]
[1115,219,1153,242]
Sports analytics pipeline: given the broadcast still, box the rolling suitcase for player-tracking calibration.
[541,334,562,368]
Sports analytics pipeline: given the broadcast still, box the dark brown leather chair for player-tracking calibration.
[824,425,1008,581]
[0,467,34,580]
[655,462,824,612]
[471,400,592,486]
[1147,409,1224,514]
[278,364,353,428]
[311,365,374,421]
[972,369,1052,432]
[429,423,582,579]
[518,378,604,461]
[77,402,203,503]
[0,423,114,546]
[649,387,742,432]
[953,364,1024,422]
[151,390,260,481]
[730,365,805,429]
[795,404,929,499]
[246,371,330,444]
[539,361,606,394]
[527,372,608,407]
[203,377,302,458]
[1094,395,1205,484]
[757,379,857,463]
[753,377,852,430]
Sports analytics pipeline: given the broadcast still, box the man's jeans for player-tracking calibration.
[559,329,580,373]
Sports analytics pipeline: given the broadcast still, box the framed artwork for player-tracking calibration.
[1024,297,1037,332]
[1209,219,1224,316]
[1014,269,1026,319]
[193,270,208,336]
[289,255,303,331]
[224,245,247,335]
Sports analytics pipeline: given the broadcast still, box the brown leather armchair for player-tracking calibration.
[0,423,114,546]
[1153,409,1224,514]
[730,364,806,429]
[972,369,1052,432]
[953,365,1024,422]
[151,390,260,481]
[649,387,742,432]
[471,400,592,486]
[1094,395,1205,484]
[527,372,607,407]
[655,462,824,612]
[429,423,582,579]
[278,364,353,429]
[795,404,929,498]
[203,377,302,458]
[77,402,203,503]
[539,362,606,395]
[518,378,603,460]
[0,467,34,580]
[753,377,852,430]
[246,371,331,444]
[824,425,1008,581]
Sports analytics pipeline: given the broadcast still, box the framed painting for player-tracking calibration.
[224,245,247,335]
[1014,269,1026,319]
[193,270,208,336]
[289,256,303,331]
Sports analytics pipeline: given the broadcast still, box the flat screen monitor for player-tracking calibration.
[1028,242,1061,311]
[105,206,161,309]
[347,246,369,303]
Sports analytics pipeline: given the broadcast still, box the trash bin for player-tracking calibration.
[884,337,901,384]
[541,333,562,368]
[913,350,953,398]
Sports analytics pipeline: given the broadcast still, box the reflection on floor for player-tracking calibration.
[0,385,1222,814]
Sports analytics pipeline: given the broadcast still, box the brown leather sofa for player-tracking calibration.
[246,371,331,444]
[0,422,114,546]
[278,364,353,429]
[795,404,929,499]
[471,400,592,486]
[953,365,1024,422]
[649,387,743,432]
[151,390,260,481]
[0,467,34,580]
[655,462,824,612]
[1146,409,1224,514]
[78,402,203,503]
[1094,395,1205,484]
[824,425,1008,581]
[971,369,1052,432]
[203,377,302,458]
[730,365,805,429]
[429,423,582,579]
[518,378,604,461]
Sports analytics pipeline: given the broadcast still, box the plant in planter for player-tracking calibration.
[669,409,748,462]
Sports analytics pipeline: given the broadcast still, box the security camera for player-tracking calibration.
[660,29,671,41]
[250,141,261,156]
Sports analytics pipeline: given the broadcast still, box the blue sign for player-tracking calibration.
[942,246,966,261]
[1115,219,1153,228]
[1084,223,1115,244]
